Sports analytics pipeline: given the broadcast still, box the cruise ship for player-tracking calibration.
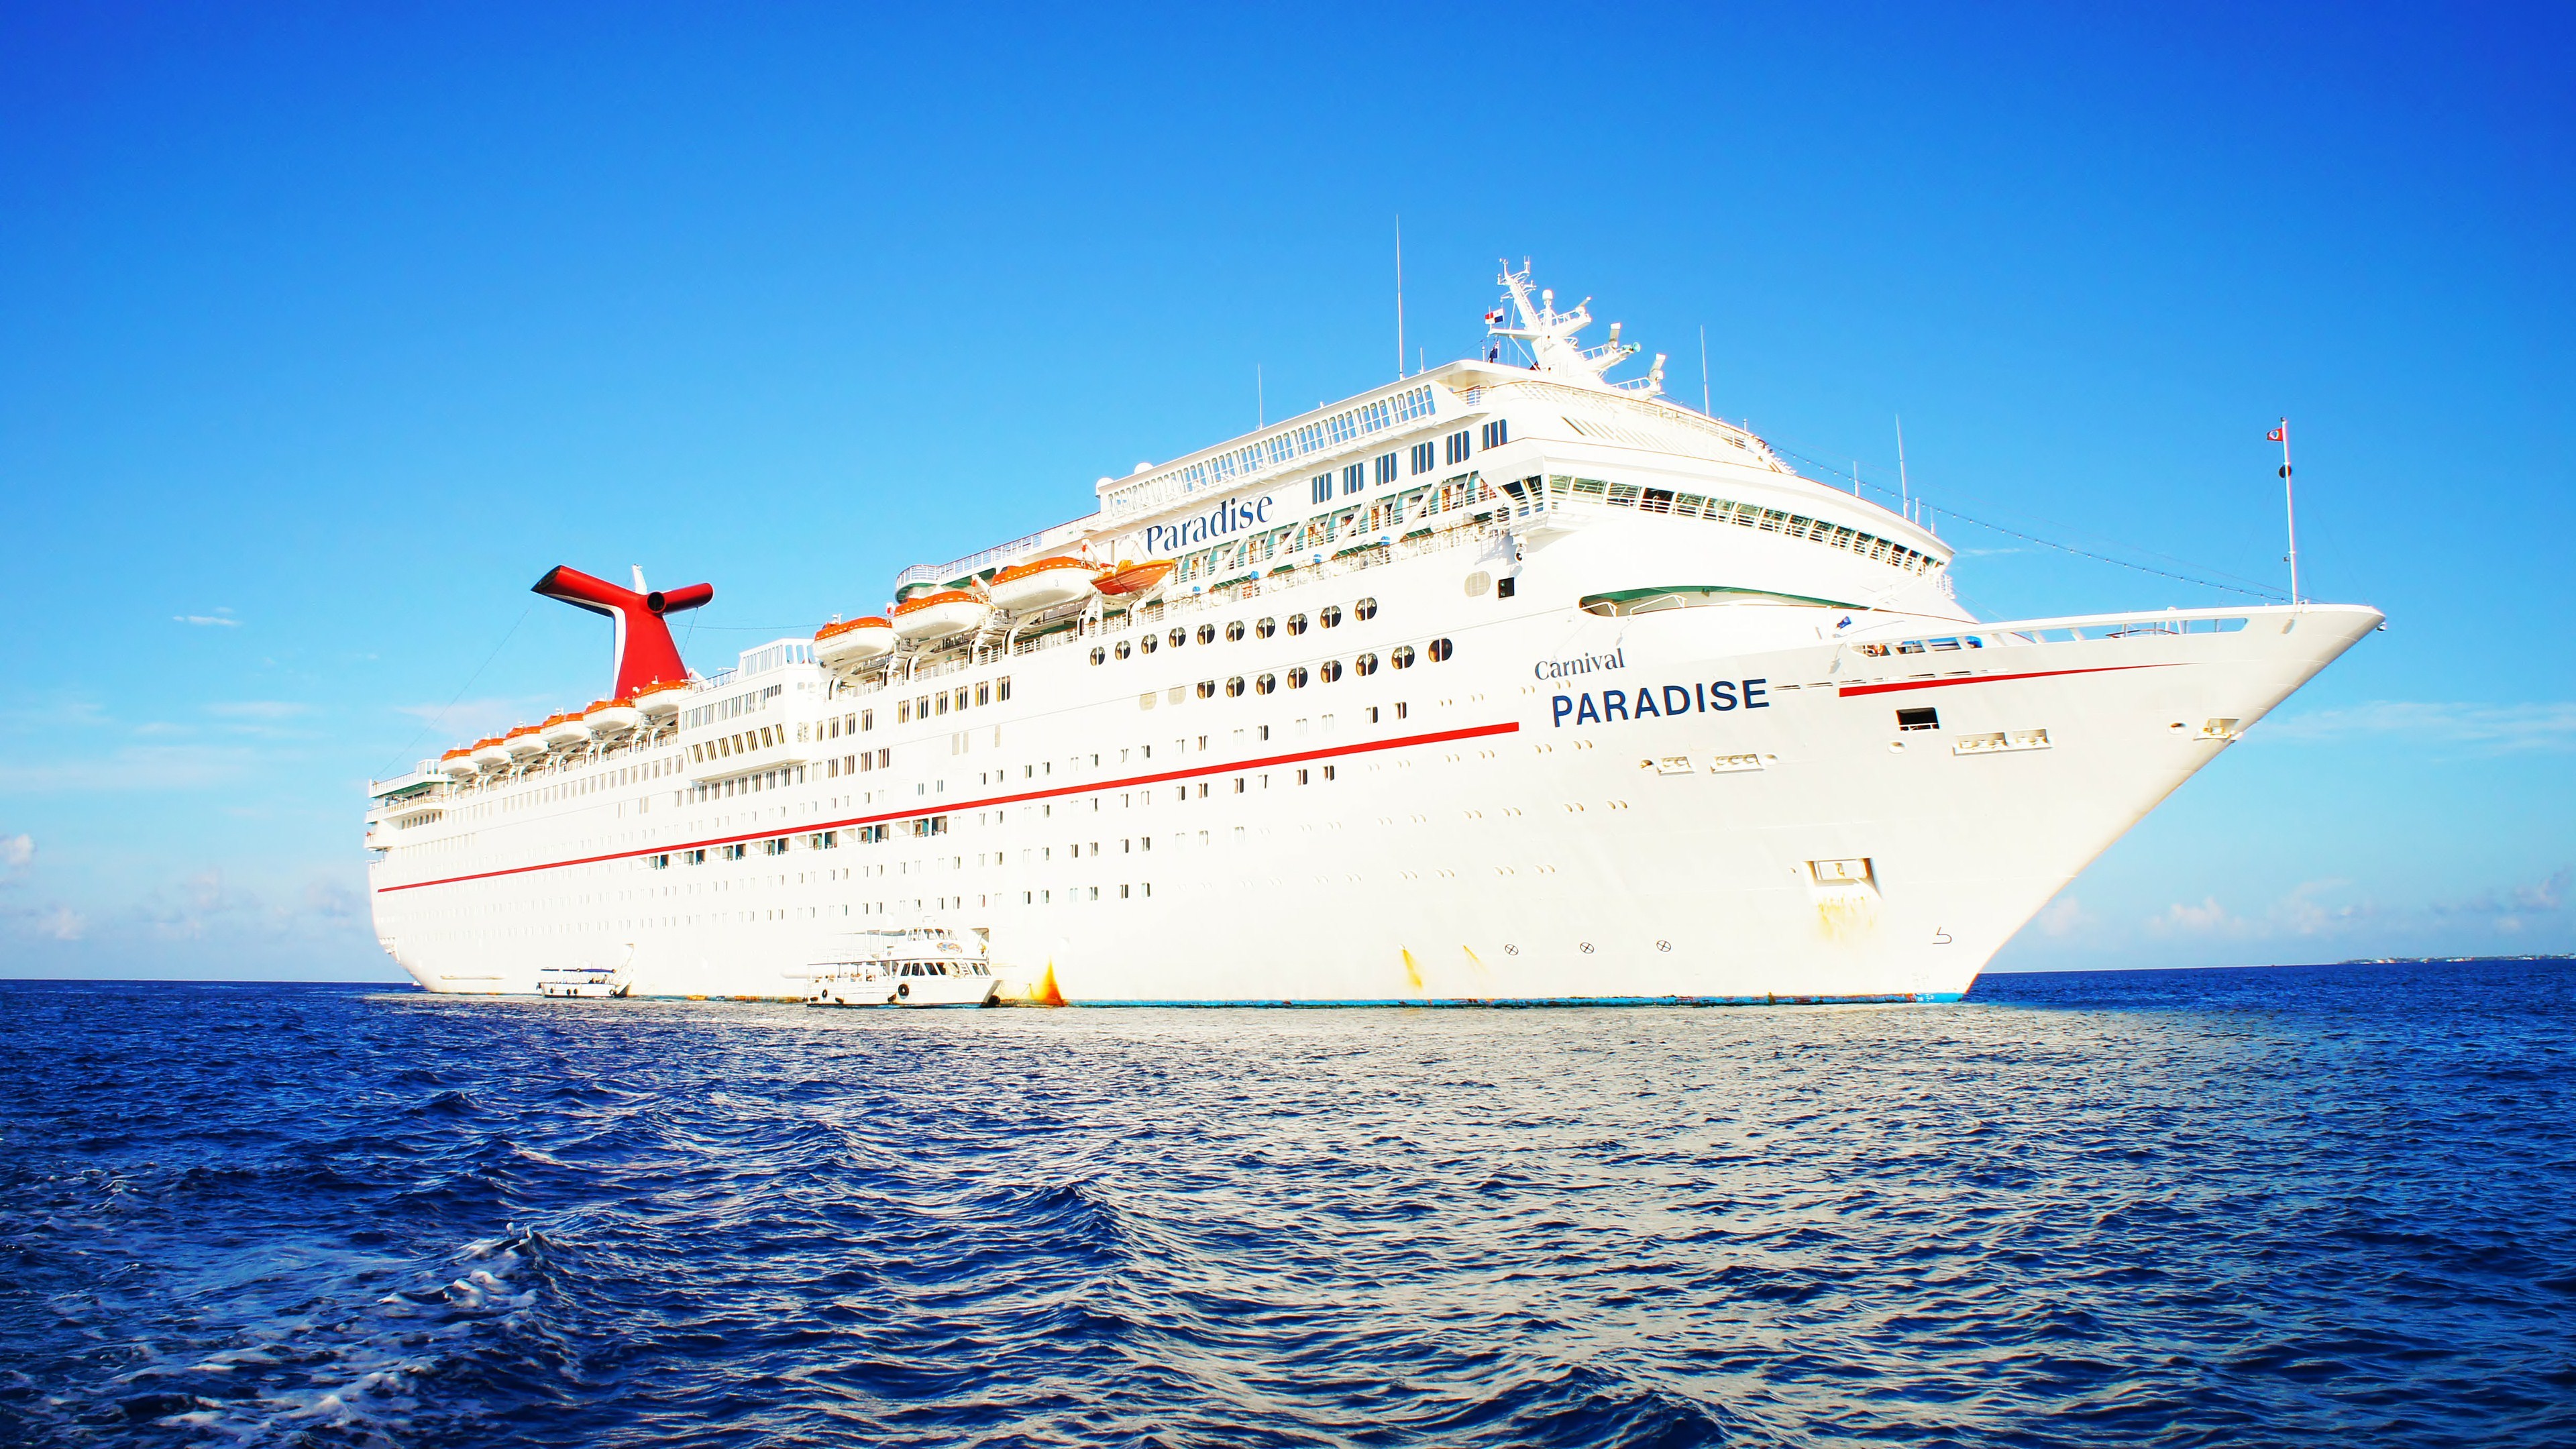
[365,269,2379,1004]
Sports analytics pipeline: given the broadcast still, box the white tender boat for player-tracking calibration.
[814,615,897,667]
[804,928,1010,1007]
[985,555,1094,613]
[890,590,991,641]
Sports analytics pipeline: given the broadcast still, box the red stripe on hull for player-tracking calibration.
[1835,663,2171,698]
[379,719,1522,895]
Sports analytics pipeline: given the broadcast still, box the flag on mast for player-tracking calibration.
[2267,425,2286,442]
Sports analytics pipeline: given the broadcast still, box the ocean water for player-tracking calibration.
[2,962,2571,1448]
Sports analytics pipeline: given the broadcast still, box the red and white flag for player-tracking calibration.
[1483,309,1505,325]
[2266,424,2286,442]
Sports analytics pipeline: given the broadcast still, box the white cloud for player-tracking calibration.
[2260,700,2576,752]
[35,904,84,941]
[175,610,241,627]
[2035,895,2095,937]
[0,833,30,870]
[2154,895,2239,934]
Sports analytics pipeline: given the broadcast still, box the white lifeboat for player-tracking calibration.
[891,590,991,641]
[585,698,643,735]
[814,615,896,667]
[634,679,692,718]
[985,556,1094,614]
[539,712,590,749]
[502,727,547,759]
[1093,559,1176,600]
[439,747,480,779]
[470,737,512,769]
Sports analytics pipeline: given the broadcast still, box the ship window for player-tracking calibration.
[1116,639,1132,660]
[1429,638,1454,662]
[1897,707,1939,731]
[1287,613,1308,635]
[1354,653,1379,677]
[1353,597,1377,621]
[1410,441,1436,475]
[1320,605,1342,629]
[1318,659,1343,683]
[1375,452,1398,486]
[1312,474,1332,504]
[1287,666,1308,689]
[1226,620,1244,642]
[1197,624,1216,645]
[1446,429,1470,464]
[1344,462,1364,495]
[1481,419,1508,449]
[1255,673,1276,695]
[898,700,910,723]
[1256,616,1276,638]
[1141,633,1158,653]
[1169,628,1186,648]
[977,684,991,704]
[1196,680,1216,699]
[1391,645,1415,669]
[997,678,1012,702]
[1226,676,1246,697]
[861,710,873,731]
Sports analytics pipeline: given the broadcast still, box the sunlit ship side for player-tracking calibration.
[364,269,2378,1005]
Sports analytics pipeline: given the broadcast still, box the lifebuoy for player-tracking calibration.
[897,982,910,1000]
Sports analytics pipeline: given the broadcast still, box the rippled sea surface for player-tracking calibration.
[3,961,2572,1448]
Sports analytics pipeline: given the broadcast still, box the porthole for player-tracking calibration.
[1319,659,1344,683]
[1287,666,1309,689]
[1141,634,1159,654]
[1354,653,1379,677]
[1115,639,1132,660]
[1256,672,1277,695]
[1197,623,1216,645]
[1256,616,1277,638]
[1226,621,1245,643]
[1391,645,1416,669]
[1169,628,1187,647]
[1196,680,1216,699]
[1089,647,1105,665]
[1428,637,1453,662]
[1464,572,1491,597]
[1287,613,1308,636]
[1226,676,1246,697]
[1354,597,1377,621]
[1320,605,1343,629]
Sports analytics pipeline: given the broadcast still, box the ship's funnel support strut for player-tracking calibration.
[531,565,713,698]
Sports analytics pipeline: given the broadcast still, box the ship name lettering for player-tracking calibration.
[1552,680,1768,728]
[1142,494,1275,555]
[1533,648,1625,680]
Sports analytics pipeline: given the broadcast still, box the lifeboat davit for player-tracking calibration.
[502,726,547,759]
[634,679,692,718]
[439,747,480,779]
[470,737,512,769]
[814,615,896,667]
[539,712,591,749]
[891,589,991,641]
[986,556,1094,614]
[586,698,643,735]
[1093,559,1176,598]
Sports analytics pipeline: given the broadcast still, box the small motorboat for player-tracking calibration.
[585,697,643,735]
[804,928,1011,1008]
[633,678,694,718]
[439,747,481,779]
[537,966,627,999]
[1093,559,1175,598]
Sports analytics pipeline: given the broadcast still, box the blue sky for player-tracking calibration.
[1,3,2568,980]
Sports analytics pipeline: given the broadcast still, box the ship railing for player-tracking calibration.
[1840,606,2265,657]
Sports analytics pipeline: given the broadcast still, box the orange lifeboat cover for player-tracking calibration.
[991,555,1087,585]
[894,589,977,615]
[816,614,892,641]
[1093,559,1176,596]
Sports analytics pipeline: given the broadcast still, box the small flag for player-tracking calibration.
[2266,425,2286,442]
[1483,309,1505,325]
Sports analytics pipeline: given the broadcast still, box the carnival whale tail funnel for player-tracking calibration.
[531,565,714,699]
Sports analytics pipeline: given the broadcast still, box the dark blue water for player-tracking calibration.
[3,962,2571,1448]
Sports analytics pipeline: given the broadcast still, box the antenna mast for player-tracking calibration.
[1896,415,1911,521]
[2274,417,2300,604]
[1699,325,1711,415]
[1393,215,1405,380]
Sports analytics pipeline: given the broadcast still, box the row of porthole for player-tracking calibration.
[1093,599,1379,664]
[1177,639,1456,698]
